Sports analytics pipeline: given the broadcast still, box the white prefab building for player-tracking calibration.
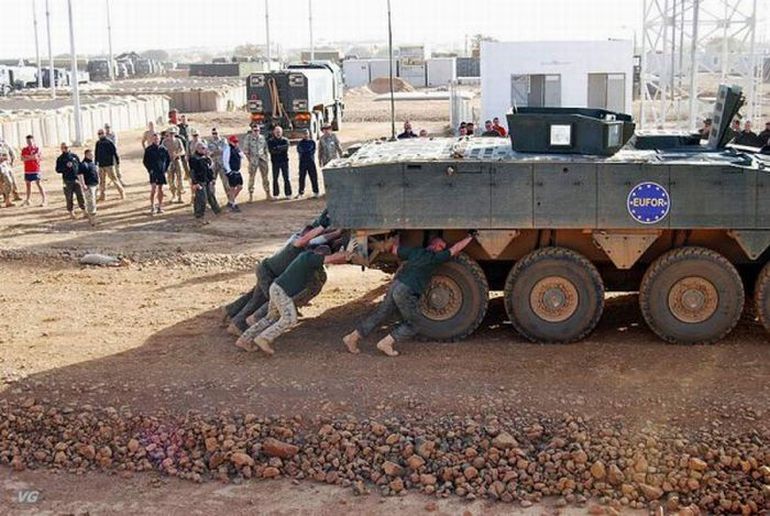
[481,40,634,122]
[427,58,457,87]
[342,59,371,88]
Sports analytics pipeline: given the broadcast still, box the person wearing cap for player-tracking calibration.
[143,133,171,215]
[222,135,245,212]
[267,126,292,199]
[698,118,713,139]
[235,245,350,355]
[343,232,475,357]
[20,135,47,207]
[206,127,229,196]
[295,129,319,199]
[187,128,203,193]
[55,143,85,219]
[174,114,192,183]
[318,124,343,167]
[0,151,15,207]
[94,128,125,202]
[189,141,221,224]
[77,149,100,226]
[103,123,127,188]
[162,127,188,203]
[243,124,270,202]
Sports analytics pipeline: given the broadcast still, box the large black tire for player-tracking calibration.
[413,253,489,341]
[754,262,770,335]
[639,247,744,345]
[504,247,604,343]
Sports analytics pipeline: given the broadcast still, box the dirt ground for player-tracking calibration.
[0,91,768,514]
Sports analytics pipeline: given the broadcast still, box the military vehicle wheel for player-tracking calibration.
[504,247,604,343]
[754,262,770,335]
[639,247,743,345]
[414,253,488,341]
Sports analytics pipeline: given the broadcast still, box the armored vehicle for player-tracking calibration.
[323,85,770,345]
[247,61,344,139]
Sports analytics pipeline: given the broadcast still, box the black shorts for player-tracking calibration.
[149,171,167,185]
[227,172,243,188]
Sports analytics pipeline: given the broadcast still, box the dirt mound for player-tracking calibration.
[367,77,415,94]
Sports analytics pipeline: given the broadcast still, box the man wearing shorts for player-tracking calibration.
[143,133,170,215]
[222,135,245,212]
[20,135,47,206]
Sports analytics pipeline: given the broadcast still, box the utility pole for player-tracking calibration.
[45,0,55,98]
[33,0,42,88]
[106,0,115,81]
[387,0,395,140]
[265,0,271,65]
[67,0,83,146]
[308,0,314,61]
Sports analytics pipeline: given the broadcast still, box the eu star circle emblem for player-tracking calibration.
[626,182,670,225]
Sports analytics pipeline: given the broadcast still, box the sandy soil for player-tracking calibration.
[0,95,768,514]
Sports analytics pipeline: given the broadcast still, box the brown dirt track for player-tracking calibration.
[0,97,768,514]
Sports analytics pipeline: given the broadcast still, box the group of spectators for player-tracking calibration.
[459,117,508,137]
[0,109,348,226]
[699,117,770,148]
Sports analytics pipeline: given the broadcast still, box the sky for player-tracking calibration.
[0,0,766,60]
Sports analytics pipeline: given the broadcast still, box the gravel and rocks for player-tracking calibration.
[1,399,767,514]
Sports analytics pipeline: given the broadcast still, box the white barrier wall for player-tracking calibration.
[0,95,170,148]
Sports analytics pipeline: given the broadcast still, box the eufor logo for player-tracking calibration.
[627,182,670,224]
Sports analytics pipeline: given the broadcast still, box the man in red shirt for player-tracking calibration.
[492,117,507,137]
[20,135,47,206]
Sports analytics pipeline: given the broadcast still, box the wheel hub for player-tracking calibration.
[529,276,579,323]
[668,276,718,324]
[420,275,462,321]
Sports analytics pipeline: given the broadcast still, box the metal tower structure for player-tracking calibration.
[640,0,764,130]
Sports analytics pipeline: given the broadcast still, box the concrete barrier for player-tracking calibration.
[0,95,169,148]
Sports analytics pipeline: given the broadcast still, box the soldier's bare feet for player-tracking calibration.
[343,331,360,354]
[234,336,256,351]
[376,335,399,357]
[226,323,242,337]
[255,337,274,356]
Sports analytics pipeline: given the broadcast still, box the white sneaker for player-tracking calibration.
[284,194,290,200]
[293,193,303,199]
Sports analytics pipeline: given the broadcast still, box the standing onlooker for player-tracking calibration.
[78,149,100,226]
[0,138,21,201]
[242,124,270,202]
[141,121,156,149]
[189,142,221,224]
[162,128,187,204]
[0,151,15,207]
[20,135,47,206]
[222,135,245,212]
[481,120,499,137]
[267,126,291,199]
[492,117,507,137]
[103,123,127,187]
[759,121,770,147]
[206,127,228,195]
[418,129,428,138]
[698,118,713,139]
[735,120,760,146]
[55,143,84,219]
[726,119,741,142]
[397,121,418,139]
[175,115,192,183]
[94,128,125,202]
[318,124,343,167]
[465,122,476,136]
[143,133,170,215]
[296,129,318,199]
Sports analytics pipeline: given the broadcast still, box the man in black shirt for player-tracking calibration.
[94,128,124,201]
[759,121,770,147]
[397,120,418,139]
[143,133,171,215]
[267,126,291,199]
[481,120,500,137]
[55,143,84,219]
[734,120,760,146]
[189,142,221,224]
[343,233,474,357]
[78,149,100,226]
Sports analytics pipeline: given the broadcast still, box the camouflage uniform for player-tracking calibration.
[318,132,343,167]
[0,140,21,200]
[162,135,187,202]
[242,131,270,200]
[0,160,14,204]
[244,282,298,345]
[206,137,229,193]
